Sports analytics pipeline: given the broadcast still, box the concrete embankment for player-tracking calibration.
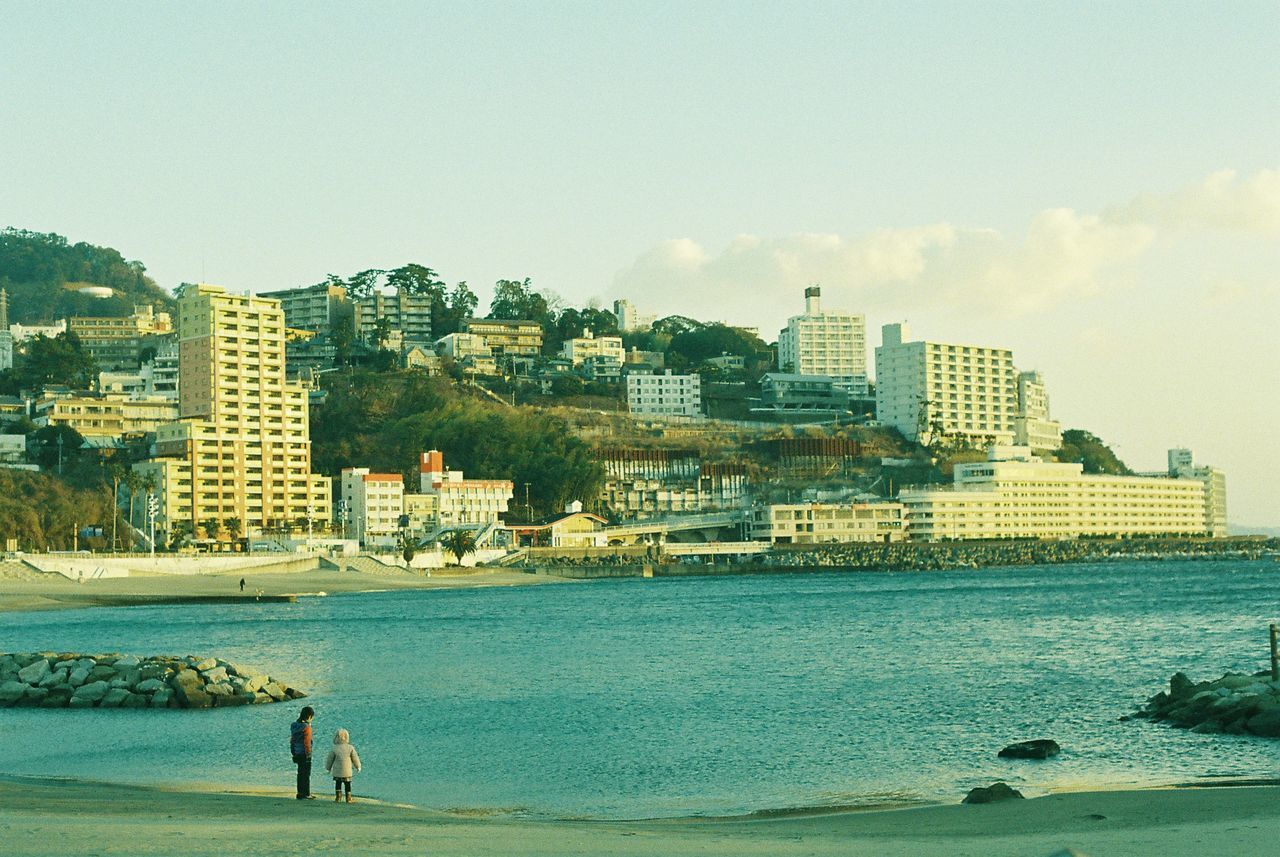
[0,652,306,710]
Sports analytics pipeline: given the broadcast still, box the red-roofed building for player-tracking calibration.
[418,450,514,527]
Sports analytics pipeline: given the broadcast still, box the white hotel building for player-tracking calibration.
[900,447,1227,541]
[339,468,405,546]
[875,323,1019,445]
[777,286,869,397]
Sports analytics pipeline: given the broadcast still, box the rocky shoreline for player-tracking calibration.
[0,652,306,710]
[1126,670,1280,737]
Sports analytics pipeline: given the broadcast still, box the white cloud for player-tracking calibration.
[613,168,1276,324]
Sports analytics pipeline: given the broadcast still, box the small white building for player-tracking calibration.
[340,467,406,546]
[560,329,624,366]
[9,320,67,342]
[612,299,656,332]
[435,332,492,360]
[418,450,514,527]
[626,370,702,418]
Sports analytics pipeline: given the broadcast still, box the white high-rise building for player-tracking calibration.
[613,299,655,332]
[874,323,1018,444]
[900,446,1226,541]
[1013,370,1063,453]
[777,287,868,396]
[339,467,405,546]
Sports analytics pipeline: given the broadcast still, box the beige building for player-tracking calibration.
[1013,370,1063,453]
[750,502,906,544]
[560,329,624,366]
[464,318,543,356]
[875,323,1018,445]
[34,393,179,438]
[134,284,331,539]
[70,305,173,370]
[900,446,1225,541]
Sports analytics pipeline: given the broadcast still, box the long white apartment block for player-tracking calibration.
[750,502,906,544]
[900,446,1227,541]
[875,323,1018,444]
[626,370,702,418]
[777,286,869,396]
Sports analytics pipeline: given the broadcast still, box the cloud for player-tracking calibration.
[1110,169,1280,234]
[612,168,1277,325]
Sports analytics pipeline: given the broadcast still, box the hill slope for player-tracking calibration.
[0,228,174,323]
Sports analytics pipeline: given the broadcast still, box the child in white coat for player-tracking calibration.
[324,728,362,803]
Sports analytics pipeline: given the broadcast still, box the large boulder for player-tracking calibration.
[99,688,132,709]
[1170,672,1195,699]
[150,689,173,709]
[113,655,141,669]
[262,682,287,701]
[72,680,111,703]
[1246,706,1280,738]
[963,782,1025,804]
[999,739,1061,760]
[135,678,167,694]
[17,658,50,685]
[242,675,269,694]
[0,680,26,705]
[172,669,212,709]
[67,667,90,687]
[193,658,218,672]
[200,667,228,684]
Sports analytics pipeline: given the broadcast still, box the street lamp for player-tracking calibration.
[524,482,532,523]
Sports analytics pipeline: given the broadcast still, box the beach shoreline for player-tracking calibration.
[0,565,564,614]
[4,774,1280,856]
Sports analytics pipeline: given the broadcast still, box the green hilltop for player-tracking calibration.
[0,228,174,323]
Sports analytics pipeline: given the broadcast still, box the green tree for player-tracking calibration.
[439,528,477,565]
[17,331,98,390]
[224,517,243,544]
[1056,429,1133,475]
[668,324,767,366]
[31,425,85,472]
[201,519,222,541]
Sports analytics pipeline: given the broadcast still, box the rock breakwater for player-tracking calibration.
[1127,670,1280,736]
[0,652,306,710]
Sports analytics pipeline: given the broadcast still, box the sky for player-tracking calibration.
[1,2,1277,526]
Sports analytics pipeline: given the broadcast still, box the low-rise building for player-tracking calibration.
[33,393,180,438]
[503,510,608,548]
[464,318,543,356]
[435,332,491,360]
[750,501,906,544]
[418,450,513,527]
[626,369,702,418]
[8,320,67,342]
[899,446,1225,541]
[69,305,173,370]
[0,433,32,470]
[560,329,624,366]
[758,373,851,413]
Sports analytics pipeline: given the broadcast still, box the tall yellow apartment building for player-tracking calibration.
[135,284,331,538]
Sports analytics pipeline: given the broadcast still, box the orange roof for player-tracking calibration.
[362,473,403,483]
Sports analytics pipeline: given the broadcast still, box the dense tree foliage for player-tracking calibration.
[1056,429,1133,475]
[311,371,605,518]
[0,228,173,323]
[0,467,117,551]
[0,332,99,394]
[667,324,768,366]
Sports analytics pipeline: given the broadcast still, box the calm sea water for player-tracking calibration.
[5,559,1280,818]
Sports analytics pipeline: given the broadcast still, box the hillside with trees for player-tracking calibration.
[0,229,174,323]
[0,467,116,552]
[310,370,605,519]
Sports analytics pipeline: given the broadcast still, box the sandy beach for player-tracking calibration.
[2,776,1279,856]
[0,563,561,613]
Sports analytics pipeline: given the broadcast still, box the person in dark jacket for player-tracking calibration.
[290,706,315,799]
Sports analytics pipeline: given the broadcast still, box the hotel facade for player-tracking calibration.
[900,447,1226,541]
[134,284,331,539]
[777,287,869,396]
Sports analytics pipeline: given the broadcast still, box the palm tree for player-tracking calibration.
[202,519,222,541]
[123,469,141,531]
[225,517,243,548]
[439,529,478,566]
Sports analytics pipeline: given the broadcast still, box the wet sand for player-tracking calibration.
[3,776,1279,856]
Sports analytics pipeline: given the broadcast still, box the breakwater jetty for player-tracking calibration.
[526,537,1278,579]
[0,652,306,709]
[1127,670,1280,737]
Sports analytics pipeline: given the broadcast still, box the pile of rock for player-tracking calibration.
[1126,670,1280,736]
[0,652,307,710]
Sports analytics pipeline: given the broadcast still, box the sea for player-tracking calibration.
[5,558,1280,819]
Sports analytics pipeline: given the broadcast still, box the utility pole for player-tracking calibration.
[524,482,532,522]
[56,434,65,475]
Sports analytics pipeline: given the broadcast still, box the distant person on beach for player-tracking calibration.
[324,728,362,804]
[290,706,315,799]
[239,578,246,592]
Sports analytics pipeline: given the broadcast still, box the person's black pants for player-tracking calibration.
[294,754,312,797]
